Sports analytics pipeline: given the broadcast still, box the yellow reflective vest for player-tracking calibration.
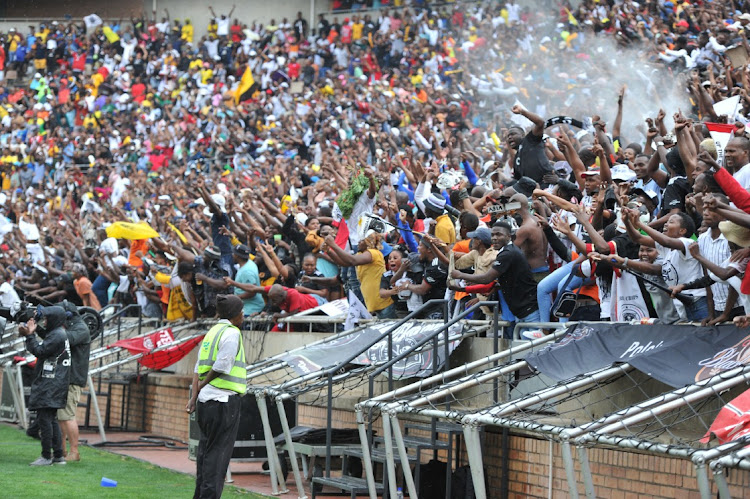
[197,323,246,394]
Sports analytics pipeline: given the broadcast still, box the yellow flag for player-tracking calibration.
[167,221,188,244]
[565,8,579,27]
[102,25,120,44]
[106,221,160,240]
[234,66,256,104]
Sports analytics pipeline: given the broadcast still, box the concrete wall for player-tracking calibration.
[143,0,331,41]
[0,0,140,19]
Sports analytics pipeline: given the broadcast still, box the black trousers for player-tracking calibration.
[194,396,241,499]
[37,407,63,459]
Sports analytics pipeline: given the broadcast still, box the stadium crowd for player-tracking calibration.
[2,0,750,340]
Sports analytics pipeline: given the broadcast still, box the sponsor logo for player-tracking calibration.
[619,303,647,322]
[695,335,750,382]
[545,325,593,351]
[619,340,664,359]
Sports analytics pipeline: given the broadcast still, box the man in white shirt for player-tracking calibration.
[186,295,246,498]
[697,206,731,316]
[0,273,20,309]
[725,137,750,190]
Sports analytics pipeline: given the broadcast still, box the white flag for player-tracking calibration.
[610,272,650,322]
[345,290,371,331]
[83,14,103,30]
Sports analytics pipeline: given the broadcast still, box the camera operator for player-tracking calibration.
[18,306,71,466]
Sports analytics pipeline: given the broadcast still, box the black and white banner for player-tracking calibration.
[526,322,750,388]
[281,322,461,379]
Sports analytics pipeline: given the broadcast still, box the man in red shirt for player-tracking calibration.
[230,281,322,331]
[287,58,301,80]
[266,284,319,315]
[266,284,321,331]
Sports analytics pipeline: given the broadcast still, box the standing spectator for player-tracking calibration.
[324,231,395,318]
[57,301,91,463]
[72,263,101,310]
[451,221,541,335]
[229,244,265,316]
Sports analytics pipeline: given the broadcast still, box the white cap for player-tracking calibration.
[611,164,636,183]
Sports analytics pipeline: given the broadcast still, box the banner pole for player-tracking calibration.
[88,374,107,442]
[355,407,378,499]
[276,397,306,499]
[561,439,580,499]
[256,393,285,495]
[712,464,732,499]
[463,421,488,499]
[15,363,27,428]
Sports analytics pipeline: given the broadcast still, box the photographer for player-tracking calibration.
[19,306,71,466]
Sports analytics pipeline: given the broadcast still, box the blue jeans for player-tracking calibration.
[376,303,397,319]
[537,261,584,323]
[312,295,328,306]
[516,309,542,338]
[92,275,111,307]
[341,266,364,304]
[685,296,709,322]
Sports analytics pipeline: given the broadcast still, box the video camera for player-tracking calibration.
[0,301,38,325]
[0,301,103,343]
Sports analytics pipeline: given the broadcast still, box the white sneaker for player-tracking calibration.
[30,456,53,466]
[52,456,67,465]
[521,330,546,340]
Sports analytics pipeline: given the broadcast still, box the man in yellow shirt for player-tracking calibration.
[351,16,364,41]
[181,19,194,44]
[423,193,456,245]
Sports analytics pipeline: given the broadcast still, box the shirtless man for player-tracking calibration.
[510,193,549,281]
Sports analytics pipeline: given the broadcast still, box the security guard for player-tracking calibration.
[186,294,246,498]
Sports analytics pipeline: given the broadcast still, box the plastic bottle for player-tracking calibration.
[396,487,404,499]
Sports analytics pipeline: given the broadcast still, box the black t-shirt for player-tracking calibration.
[297,270,325,291]
[513,131,552,184]
[491,244,538,318]
[660,177,690,217]
[422,258,448,303]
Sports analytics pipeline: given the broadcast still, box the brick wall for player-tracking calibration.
[478,430,750,499]
[141,373,193,441]
[78,373,192,441]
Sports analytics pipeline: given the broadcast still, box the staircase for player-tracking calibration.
[311,420,463,498]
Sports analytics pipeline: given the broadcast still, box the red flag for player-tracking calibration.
[332,202,350,249]
[113,328,174,354]
[701,388,750,444]
[138,335,203,370]
[112,328,205,370]
[333,219,350,249]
